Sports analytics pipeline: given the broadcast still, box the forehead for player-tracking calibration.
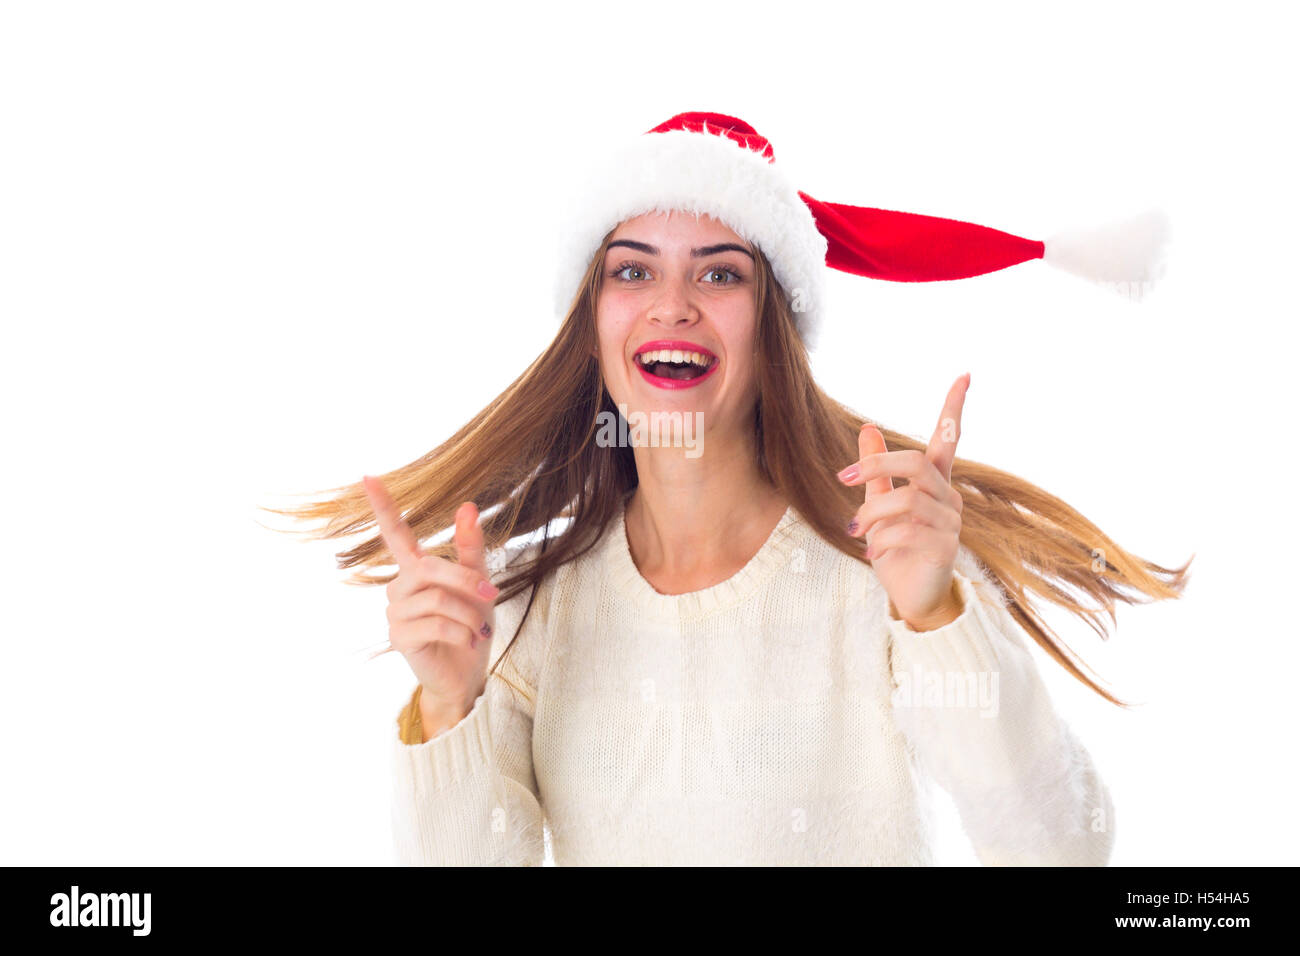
[609,210,750,249]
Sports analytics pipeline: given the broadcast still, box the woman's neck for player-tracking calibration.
[623,434,789,596]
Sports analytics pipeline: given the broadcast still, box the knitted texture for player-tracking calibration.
[390,503,1115,866]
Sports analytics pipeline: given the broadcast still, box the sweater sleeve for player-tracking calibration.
[389,547,551,866]
[884,551,1116,866]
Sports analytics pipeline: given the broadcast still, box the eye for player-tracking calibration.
[610,260,650,282]
[702,264,744,284]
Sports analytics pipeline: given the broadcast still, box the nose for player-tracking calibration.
[647,274,700,329]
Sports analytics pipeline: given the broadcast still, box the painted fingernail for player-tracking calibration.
[847,519,859,535]
[479,622,492,639]
[477,579,500,599]
[837,464,860,483]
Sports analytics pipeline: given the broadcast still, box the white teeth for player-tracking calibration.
[637,349,713,368]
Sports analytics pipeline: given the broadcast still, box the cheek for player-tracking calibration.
[595,301,636,352]
[593,311,631,384]
[718,307,759,366]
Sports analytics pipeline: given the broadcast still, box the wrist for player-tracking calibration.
[892,576,965,632]
[417,685,476,740]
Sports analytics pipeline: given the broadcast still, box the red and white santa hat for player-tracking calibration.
[554,111,1169,350]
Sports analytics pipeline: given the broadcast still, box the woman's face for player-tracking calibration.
[594,210,760,443]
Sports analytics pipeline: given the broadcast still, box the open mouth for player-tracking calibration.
[636,349,715,380]
[632,343,719,389]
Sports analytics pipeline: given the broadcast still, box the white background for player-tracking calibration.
[2,1,1295,865]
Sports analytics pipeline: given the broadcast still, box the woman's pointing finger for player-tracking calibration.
[362,474,424,570]
[926,374,970,484]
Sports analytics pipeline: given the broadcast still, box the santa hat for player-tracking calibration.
[554,111,1169,350]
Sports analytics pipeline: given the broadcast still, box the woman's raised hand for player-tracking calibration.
[362,475,501,718]
[837,374,971,630]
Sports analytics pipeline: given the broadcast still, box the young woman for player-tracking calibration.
[274,112,1188,866]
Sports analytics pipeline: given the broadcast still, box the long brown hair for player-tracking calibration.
[265,228,1192,708]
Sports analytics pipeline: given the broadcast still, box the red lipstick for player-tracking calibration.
[632,339,720,391]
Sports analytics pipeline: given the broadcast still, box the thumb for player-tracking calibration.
[453,501,490,578]
[858,424,894,498]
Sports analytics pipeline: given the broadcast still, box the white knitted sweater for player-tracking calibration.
[390,502,1115,866]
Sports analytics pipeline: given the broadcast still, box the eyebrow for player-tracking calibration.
[607,239,755,261]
